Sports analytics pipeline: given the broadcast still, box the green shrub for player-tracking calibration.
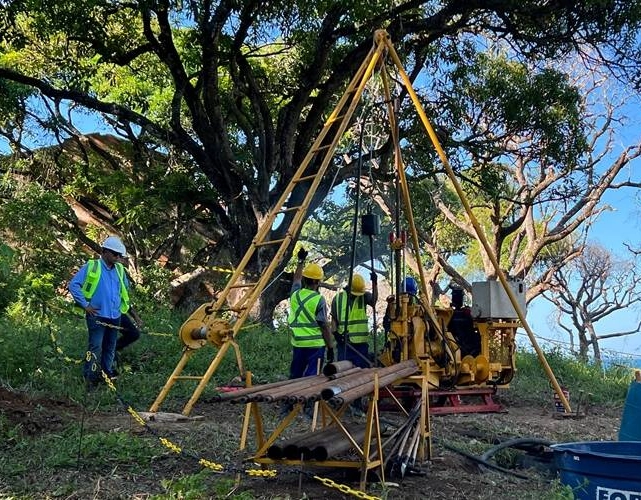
[509,348,631,407]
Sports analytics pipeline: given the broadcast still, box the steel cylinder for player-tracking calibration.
[323,360,355,376]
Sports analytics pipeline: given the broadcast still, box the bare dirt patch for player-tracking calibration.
[0,386,624,499]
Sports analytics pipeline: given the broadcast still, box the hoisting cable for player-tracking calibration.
[340,105,374,368]
[364,117,381,363]
[392,97,403,317]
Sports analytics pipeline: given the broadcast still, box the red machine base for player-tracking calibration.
[381,386,504,415]
[428,387,503,414]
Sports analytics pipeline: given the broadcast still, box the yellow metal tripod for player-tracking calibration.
[150,29,570,417]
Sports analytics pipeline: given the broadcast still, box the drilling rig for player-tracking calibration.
[150,29,570,424]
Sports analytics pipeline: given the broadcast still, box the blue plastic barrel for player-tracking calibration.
[619,381,641,441]
[551,441,641,500]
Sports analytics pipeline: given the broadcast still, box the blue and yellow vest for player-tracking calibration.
[288,288,325,347]
[335,291,369,344]
[81,259,130,314]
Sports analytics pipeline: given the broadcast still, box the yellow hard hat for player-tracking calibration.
[302,263,324,281]
[350,274,366,296]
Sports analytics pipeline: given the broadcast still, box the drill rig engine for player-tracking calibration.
[378,260,522,394]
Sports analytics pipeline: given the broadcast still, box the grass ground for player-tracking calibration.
[0,308,635,499]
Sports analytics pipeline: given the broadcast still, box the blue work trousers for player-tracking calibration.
[116,314,141,351]
[289,346,325,379]
[84,315,119,382]
[336,341,370,368]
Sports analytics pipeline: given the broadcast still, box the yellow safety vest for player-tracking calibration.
[335,291,369,344]
[288,288,325,348]
[81,259,130,314]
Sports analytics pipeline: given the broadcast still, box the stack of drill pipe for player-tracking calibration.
[310,425,369,461]
[221,375,321,403]
[285,367,366,404]
[219,362,359,404]
[273,425,349,459]
[324,360,418,406]
[210,374,324,402]
[267,424,364,460]
[245,376,328,403]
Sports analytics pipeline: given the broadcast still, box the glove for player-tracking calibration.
[297,247,308,262]
[333,331,346,343]
[370,272,378,284]
[326,347,335,363]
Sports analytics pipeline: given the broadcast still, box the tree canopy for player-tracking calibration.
[2,1,641,321]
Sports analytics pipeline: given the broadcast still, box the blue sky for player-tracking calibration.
[523,173,641,361]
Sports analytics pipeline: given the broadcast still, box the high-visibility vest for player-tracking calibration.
[288,288,325,348]
[335,291,369,344]
[81,259,130,314]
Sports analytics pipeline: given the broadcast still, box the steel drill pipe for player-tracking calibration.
[281,425,354,459]
[327,366,418,406]
[252,375,335,403]
[284,375,359,404]
[328,367,363,380]
[225,366,366,404]
[228,375,327,403]
[323,360,355,376]
[311,426,368,461]
[321,360,417,400]
[221,375,324,403]
[267,426,337,459]
[279,369,370,404]
[326,363,418,406]
[283,425,355,460]
[285,366,384,404]
[210,374,322,402]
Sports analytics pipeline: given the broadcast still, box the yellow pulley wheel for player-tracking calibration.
[475,354,490,382]
[179,319,209,349]
[461,355,476,373]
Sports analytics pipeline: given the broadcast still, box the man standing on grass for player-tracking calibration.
[288,247,334,379]
[331,272,378,368]
[69,236,130,387]
[281,248,334,419]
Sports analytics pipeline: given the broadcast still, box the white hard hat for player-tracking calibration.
[101,236,126,256]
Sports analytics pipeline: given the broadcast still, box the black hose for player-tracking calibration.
[480,437,553,463]
[437,440,530,480]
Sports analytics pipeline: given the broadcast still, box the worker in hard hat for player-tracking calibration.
[68,236,131,388]
[287,247,334,379]
[282,248,334,419]
[330,272,378,368]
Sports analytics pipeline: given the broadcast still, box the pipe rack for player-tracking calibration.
[208,359,432,491]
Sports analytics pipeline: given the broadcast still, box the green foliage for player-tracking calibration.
[1,423,156,478]
[509,348,631,407]
[133,261,174,311]
[0,243,20,312]
[155,471,211,500]
[153,471,255,500]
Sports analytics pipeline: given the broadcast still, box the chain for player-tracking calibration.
[48,310,379,500]
[245,468,278,478]
[312,475,381,500]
